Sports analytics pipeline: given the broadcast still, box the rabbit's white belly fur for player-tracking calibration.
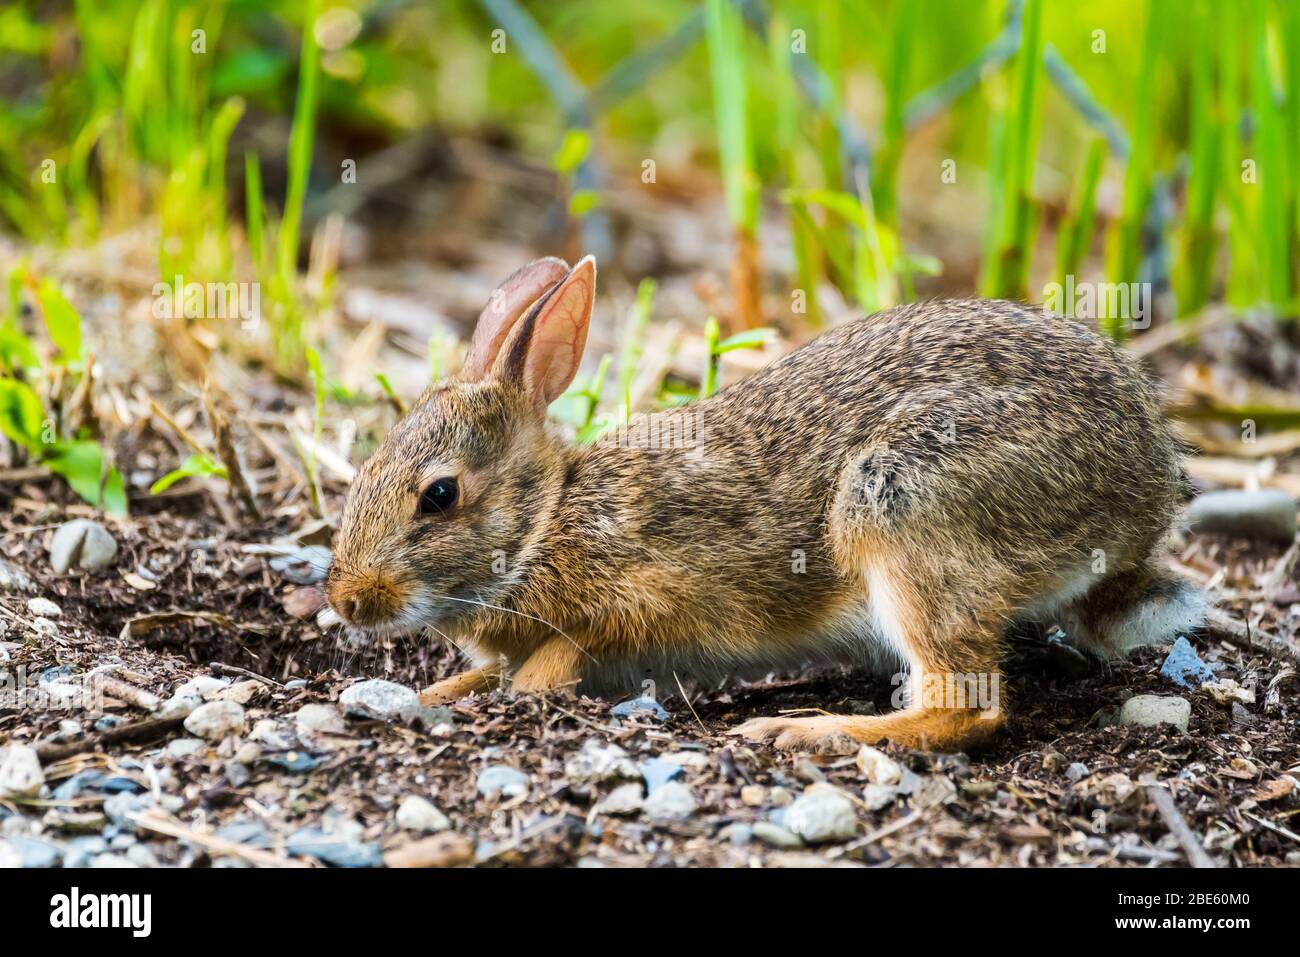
[576,600,904,697]
[1018,566,1099,622]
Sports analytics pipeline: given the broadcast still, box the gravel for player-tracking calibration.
[751,821,804,849]
[26,597,61,617]
[564,739,639,783]
[339,679,421,722]
[476,765,530,799]
[286,827,383,868]
[0,745,44,800]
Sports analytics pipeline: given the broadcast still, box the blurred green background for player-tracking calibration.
[0,0,1297,353]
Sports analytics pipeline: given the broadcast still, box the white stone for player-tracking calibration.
[339,679,420,721]
[595,783,644,816]
[183,700,246,740]
[784,785,857,844]
[49,519,118,574]
[396,795,450,833]
[175,676,231,700]
[0,745,45,800]
[565,739,639,783]
[476,765,530,799]
[641,781,697,822]
[1118,694,1191,733]
[856,745,903,786]
[296,703,346,735]
[861,783,898,811]
[26,597,62,617]
[752,821,803,849]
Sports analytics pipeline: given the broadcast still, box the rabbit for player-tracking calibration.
[325,255,1204,752]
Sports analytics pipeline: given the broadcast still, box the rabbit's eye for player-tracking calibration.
[418,477,459,516]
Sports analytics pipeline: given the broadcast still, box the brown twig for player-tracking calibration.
[92,673,162,712]
[130,808,307,868]
[672,671,709,735]
[1205,607,1300,665]
[1244,810,1300,845]
[1145,783,1216,868]
[203,386,261,518]
[828,808,926,858]
[34,715,187,765]
[209,661,283,687]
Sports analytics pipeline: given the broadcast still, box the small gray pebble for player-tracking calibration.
[751,821,804,849]
[476,765,530,798]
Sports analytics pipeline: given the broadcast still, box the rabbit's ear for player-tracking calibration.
[499,255,596,407]
[462,257,570,381]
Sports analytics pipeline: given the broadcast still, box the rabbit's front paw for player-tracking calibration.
[418,662,503,705]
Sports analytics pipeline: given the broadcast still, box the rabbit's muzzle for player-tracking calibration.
[325,568,410,628]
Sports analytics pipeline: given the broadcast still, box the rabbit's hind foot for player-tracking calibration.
[733,706,1003,754]
[735,556,1012,754]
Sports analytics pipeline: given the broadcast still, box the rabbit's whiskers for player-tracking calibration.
[427,593,597,664]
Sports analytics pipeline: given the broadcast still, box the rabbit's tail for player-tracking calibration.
[1053,564,1207,658]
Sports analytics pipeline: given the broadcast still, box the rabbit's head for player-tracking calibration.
[325,256,595,631]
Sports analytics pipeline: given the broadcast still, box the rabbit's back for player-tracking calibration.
[703,299,1184,563]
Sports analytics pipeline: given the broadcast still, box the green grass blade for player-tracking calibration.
[981,0,1043,301]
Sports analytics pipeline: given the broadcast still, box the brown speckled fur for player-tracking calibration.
[326,258,1201,752]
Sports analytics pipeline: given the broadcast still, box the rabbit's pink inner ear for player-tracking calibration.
[461,257,569,381]
[518,256,597,407]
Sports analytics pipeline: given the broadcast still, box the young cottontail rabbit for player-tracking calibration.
[326,256,1203,751]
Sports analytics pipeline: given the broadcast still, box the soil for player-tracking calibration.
[2,500,1297,867]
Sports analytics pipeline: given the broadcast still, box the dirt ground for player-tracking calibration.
[2,498,1298,867]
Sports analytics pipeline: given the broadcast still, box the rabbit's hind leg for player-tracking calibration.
[734,551,1012,752]
[735,445,1019,753]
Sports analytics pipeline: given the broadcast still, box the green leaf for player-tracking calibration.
[211,49,292,99]
[902,253,944,277]
[0,377,44,448]
[575,412,616,445]
[36,279,82,364]
[781,188,868,229]
[717,327,777,353]
[700,316,721,399]
[374,371,406,414]
[0,319,40,374]
[567,189,602,219]
[705,0,759,233]
[150,453,227,494]
[43,440,128,515]
[552,129,591,176]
